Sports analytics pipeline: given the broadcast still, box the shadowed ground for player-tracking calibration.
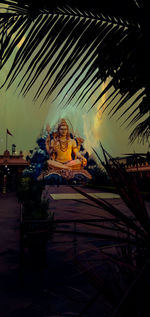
[0,186,149,316]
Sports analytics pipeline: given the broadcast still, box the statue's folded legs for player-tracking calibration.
[47,158,82,170]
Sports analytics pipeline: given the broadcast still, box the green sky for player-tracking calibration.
[0,82,148,159]
[0,31,149,159]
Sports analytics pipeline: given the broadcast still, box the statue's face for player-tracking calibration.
[59,124,68,136]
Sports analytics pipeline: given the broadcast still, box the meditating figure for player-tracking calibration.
[45,119,87,170]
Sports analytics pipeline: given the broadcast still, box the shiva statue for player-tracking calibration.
[45,118,87,171]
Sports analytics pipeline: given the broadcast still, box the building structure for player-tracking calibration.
[111,154,150,179]
[0,150,29,192]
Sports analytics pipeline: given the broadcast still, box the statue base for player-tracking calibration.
[38,167,92,181]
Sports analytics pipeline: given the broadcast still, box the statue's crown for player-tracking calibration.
[60,118,67,125]
[58,118,68,128]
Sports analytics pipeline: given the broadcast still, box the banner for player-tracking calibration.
[7,129,13,136]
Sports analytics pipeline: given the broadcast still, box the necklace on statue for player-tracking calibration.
[60,139,68,152]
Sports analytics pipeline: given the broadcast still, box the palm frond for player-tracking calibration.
[93,145,150,236]
[129,116,150,143]
[0,1,150,141]
[71,185,148,242]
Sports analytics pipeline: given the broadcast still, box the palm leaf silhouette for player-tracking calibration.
[0,1,150,141]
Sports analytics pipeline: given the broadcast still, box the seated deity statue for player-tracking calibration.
[45,119,87,171]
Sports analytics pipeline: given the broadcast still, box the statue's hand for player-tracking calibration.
[76,137,84,145]
[46,134,50,144]
[82,157,87,166]
[46,124,51,133]
[80,156,87,167]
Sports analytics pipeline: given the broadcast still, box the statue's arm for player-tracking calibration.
[45,137,54,157]
[45,134,50,153]
[75,137,84,152]
[72,139,87,166]
[45,124,52,154]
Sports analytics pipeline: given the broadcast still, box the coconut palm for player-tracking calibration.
[0,0,150,141]
[69,144,150,316]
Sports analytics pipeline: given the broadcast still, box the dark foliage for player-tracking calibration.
[0,0,150,141]
[70,144,150,315]
[17,176,50,219]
